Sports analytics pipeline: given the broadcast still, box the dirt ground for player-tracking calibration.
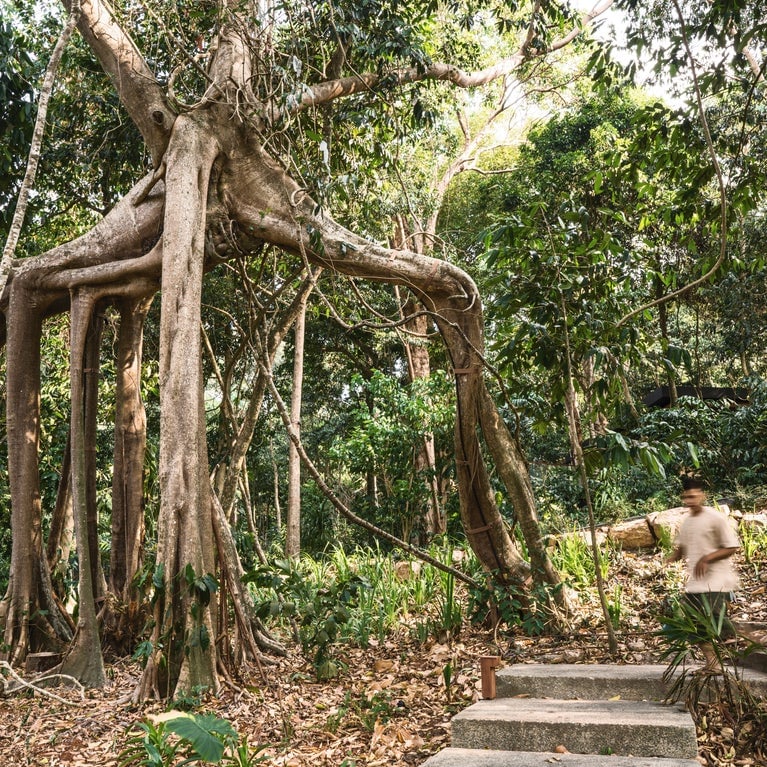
[1,547,766,766]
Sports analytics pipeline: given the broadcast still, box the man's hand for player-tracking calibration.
[694,546,738,579]
[666,546,683,564]
[694,556,709,579]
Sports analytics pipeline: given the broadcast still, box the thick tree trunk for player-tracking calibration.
[142,114,222,699]
[1,182,163,670]
[1,279,72,662]
[478,386,567,613]
[61,289,106,687]
[103,294,153,652]
[435,308,529,583]
[110,295,152,598]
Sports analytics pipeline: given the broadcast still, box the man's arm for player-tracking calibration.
[694,546,739,579]
[666,546,684,563]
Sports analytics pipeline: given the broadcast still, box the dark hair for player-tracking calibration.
[680,476,707,491]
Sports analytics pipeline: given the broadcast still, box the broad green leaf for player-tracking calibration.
[161,712,236,762]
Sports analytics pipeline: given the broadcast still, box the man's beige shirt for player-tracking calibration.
[674,505,740,593]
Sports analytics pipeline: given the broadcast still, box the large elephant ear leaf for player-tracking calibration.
[154,711,237,762]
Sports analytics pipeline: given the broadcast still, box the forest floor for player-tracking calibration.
[1,547,766,767]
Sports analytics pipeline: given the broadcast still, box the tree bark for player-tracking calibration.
[110,295,152,599]
[1,278,72,662]
[103,294,154,653]
[286,296,307,558]
[145,112,222,699]
[60,288,106,687]
[477,385,566,611]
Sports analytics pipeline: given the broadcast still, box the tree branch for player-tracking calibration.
[275,0,614,120]
[66,0,176,165]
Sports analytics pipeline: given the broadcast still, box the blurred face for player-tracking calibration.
[681,488,705,511]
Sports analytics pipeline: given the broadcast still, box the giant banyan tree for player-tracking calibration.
[0,0,608,698]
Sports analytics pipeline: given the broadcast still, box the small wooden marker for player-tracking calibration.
[24,652,62,674]
[480,655,501,699]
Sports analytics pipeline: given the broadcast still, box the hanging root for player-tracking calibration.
[0,661,85,704]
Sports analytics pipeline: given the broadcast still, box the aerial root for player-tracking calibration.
[0,660,85,705]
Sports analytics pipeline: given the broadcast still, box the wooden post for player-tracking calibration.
[24,652,62,674]
[480,655,501,699]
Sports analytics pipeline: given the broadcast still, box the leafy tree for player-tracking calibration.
[325,369,457,544]
[2,0,612,697]
[443,0,767,516]
[0,13,37,236]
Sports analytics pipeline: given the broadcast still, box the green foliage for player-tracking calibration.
[0,9,38,236]
[245,556,370,679]
[634,383,767,492]
[607,584,623,630]
[164,713,235,763]
[656,593,767,767]
[484,197,637,411]
[326,688,401,734]
[172,685,211,713]
[654,524,675,557]
[245,543,473,667]
[436,565,462,641]
[184,566,219,610]
[119,711,267,767]
[324,370,455,542]
[656,591,766,747]
[411,545,463,642]
[181,565,218,654]
[738,522,767,570]
[656,594,733,672]
[119,717,178,767]
[586,432,673,481]
[549,529,610,589]
[468,570,561,636]
[0,2,147,252]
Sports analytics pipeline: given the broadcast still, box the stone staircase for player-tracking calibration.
[421,663,767,767]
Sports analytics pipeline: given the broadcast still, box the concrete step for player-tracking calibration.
[495,662,767,700]
[449,697,698,758]
[495,664,668,701]
[739,649,767,673]
[421,747,701,767]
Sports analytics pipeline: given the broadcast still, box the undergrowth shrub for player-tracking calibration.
[119,711,267,767]
[244,542,471,678]
[656,598,767,763]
